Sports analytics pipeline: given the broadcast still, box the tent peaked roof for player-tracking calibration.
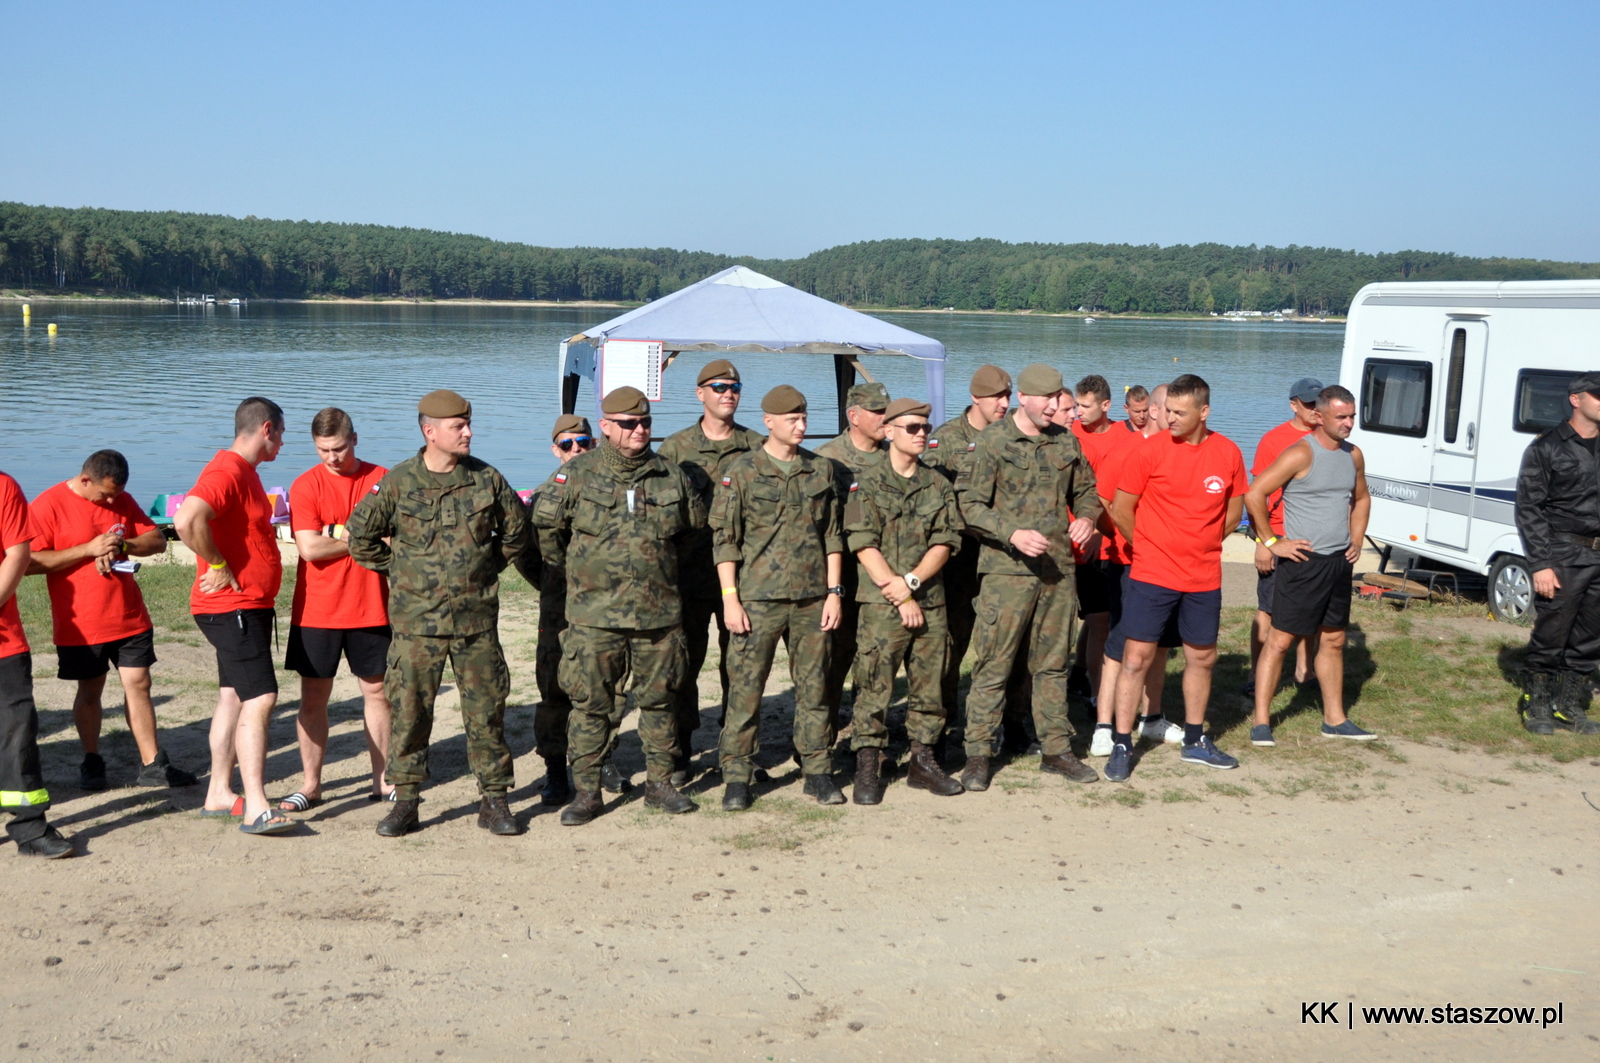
[567,265,946,362]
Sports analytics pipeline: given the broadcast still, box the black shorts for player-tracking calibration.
[56,628,157,681]
[1076,560,1116,617]
[1104,566,1179,662]
[194,609,278,702]
[285,625,392,679]
[1269,552,1353,637]
[1256,568,1276,614]
[1118,578,1222,648]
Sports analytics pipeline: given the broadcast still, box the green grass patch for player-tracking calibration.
[715,796,845,851]
[1205,780,1252,798]
[1159,788,1201,803]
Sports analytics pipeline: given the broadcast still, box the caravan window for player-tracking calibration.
[1360,359,1431,437]
[1442,328,1467,443]
[1515,370,1577,433]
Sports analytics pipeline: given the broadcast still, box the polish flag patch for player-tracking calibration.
[928,438,940,449]
[555,473,568,484]
[966,442,977,452]
[721,476,732,487]
[370,484,380,494]
[848,482,859,493]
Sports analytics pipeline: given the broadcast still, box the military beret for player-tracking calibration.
[969,364,1013,397]
[1569,371,1600,395]
[1290,377,1325,404]
[846,381,890,411]
[1016,363,1064,396]
[417,389,471,419]
[551,413,591,441]
[882,397,932,423]
[601,386,651,416]
[761,384,808,415]
[697,358,740,385]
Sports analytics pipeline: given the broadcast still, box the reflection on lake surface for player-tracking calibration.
[0,301,1342,502]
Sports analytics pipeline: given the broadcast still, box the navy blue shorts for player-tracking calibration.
[1256,567,1276,614]
[1118,578,1222,648]
[1104,566,1179,662]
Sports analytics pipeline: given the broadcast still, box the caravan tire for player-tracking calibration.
[1488,554,1534,626]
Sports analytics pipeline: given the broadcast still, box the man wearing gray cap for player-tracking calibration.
[347,389,532,837]
[1515,372,1600,735]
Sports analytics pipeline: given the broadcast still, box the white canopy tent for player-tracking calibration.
[558,265,947,432]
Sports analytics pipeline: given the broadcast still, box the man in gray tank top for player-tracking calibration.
[1243,385,1374,745]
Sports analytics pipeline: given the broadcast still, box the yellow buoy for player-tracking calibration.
[47,322,58,335]
[21,303,29,324]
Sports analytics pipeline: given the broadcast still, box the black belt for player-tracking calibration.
[1558,531,1600,551]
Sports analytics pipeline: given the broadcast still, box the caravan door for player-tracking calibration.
[1425,319,1488,550]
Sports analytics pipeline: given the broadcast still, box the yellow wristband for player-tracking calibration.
[1263,536,1279,547]
[208,560,227,570]
[721,586,738,596]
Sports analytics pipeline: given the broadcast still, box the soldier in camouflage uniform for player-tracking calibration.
[843,397,967,804]
[656,359,763,785]
[955,365,1103,791]
[531,386,706,826]
[711,385,846,811]
[814,381,889,740]
[347,389,530,837]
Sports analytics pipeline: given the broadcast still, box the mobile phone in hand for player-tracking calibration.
[111,560,140,574]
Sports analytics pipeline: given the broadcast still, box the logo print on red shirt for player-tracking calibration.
[1203,475,1225,494]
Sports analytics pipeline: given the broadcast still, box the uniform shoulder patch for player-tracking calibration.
[966,441,977,452]
[928,437,940,449]
[554,472,567,484]
[370,483,381,494]
[848,481,859,493]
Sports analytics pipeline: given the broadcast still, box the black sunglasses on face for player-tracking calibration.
[896,422,932,434]
[555,436,594,452]
[609,417,653,432]
[704,381,742,395]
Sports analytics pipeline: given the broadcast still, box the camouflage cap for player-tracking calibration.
[969,364,1013,397]
[1016,363,1064,396]
[551,413,591,441]
[846,381,890,411]
[697,358,740,385]
[418,389,471,419]
[761,384,808,414]
[601,386,651,416]
[882,397,932,423]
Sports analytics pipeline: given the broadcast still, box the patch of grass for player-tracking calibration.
[1110,788,1146,808]
[716,796,845,851]
[1205,780,1252,797]
[1159,788,1200,803]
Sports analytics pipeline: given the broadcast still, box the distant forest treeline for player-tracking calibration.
[4,202,1597,316]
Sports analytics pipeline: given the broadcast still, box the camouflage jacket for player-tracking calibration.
[710,446,842,601]
[815,431,887,589]
[656,418,764,601]
[924,407,985,485]
[514,466,568,617]
[347,450,529,637]
[843,458,964,607]
[956,414,1101,581]
[529,447,705,630]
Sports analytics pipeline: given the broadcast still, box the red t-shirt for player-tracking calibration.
[187,450,283,614]
[29,481,157,646]
[1094,430,1152,564]
[289,461,390,629]
[1120,431,1248,593]
[1071,418,1130,476]
[1251,419,1314,536]
[0,474,37,659]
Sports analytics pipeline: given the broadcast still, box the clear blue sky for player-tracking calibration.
[5,1,1595,261]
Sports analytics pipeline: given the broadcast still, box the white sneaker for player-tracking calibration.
[1088,726,1114,757]
[1140,716,1185,745]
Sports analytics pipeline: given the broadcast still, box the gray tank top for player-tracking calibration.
[1282,438,1356,554]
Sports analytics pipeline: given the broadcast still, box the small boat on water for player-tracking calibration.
[1084,316,1096,323]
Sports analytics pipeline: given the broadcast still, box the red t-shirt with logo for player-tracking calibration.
[1093,429,1153,564]
[1120,431,1248,593]
[187,450,283,614]
[0,474,37,659]
[1251,419,1314,536]
[289,461,390,629]
[29,481,157,646]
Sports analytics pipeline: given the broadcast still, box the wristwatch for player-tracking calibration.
[903,572,922,592]
[827,585,845,596]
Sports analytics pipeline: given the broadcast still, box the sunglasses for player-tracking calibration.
[895,421,932,435]
[554,436,594,453]
[704,381,742,395]
[608,417,653,432]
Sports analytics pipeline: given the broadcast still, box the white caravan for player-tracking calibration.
[1339,280,1600,623]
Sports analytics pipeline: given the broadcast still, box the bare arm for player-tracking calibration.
[0,542,29,609]
[293,528,350,562]
[28,535,118,574]
[1243,441,1312,538]
[123,527,167,558]
[821,551,842,630]
[174,495,241,594]
[1347,446,1371,564]
[1110,489,1139,546]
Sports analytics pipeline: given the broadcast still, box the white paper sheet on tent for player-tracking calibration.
[599,340,663,401]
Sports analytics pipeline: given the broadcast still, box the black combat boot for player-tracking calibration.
[644,780,697,814]
[722,782,752,811]
[15,827,73,859]
[560,790,604,826]
[852,748,885,805]
[540,756,572,806]
[1554,672,1600,734]
[600,759,632,794]
[1519,672,1557,735]
[960,755,991,792]
[376,798,421,837]
[906,740,964,795]
[1040,751,1100,783]
[477,794,522,835]
[803,773,846,806]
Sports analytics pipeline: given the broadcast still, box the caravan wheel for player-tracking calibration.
[1488,554,1534,626]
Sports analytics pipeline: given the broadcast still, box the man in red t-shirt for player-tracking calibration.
[175,397,291,834]
[1106,374,1248,781]
[1069,373,1133,705]
[1246,377,1322,694]
[0,471,73,857]
[28,450,196,792]
[277,408,393,811]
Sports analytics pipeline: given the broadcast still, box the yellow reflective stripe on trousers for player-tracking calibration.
[0,788,50,807]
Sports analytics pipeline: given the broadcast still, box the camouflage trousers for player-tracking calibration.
[945,564,1034,739]
[964,574,1077,758]
[822,593,861,732]
[385,630,513,800]
[851,603,949,749]
[674,596,731,753]
[720,597,831,784]
[559,623,687,791]
[536,605,627,761]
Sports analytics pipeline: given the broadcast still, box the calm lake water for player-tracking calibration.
[0,301,1342,503]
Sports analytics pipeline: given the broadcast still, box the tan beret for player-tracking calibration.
[697,358,740,385]
[761,384,808,415]
[551,413,591,441]
[882,397,932,423]
[1016,363,1064,396]
[846,381,890,411]
[969,364,1013,397]
[601,386,651,417]
[418,389,471,419]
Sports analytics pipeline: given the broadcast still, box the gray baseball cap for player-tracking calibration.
[1289,377,1324,404]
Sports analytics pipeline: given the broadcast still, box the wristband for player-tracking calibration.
[721,586,738,596]
[1263,536,1279,547]
[208,560,227,570]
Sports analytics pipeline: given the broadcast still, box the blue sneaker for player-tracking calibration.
[1250,724,1275,747]
[1321,720,1376,741]
[1180,735,1238,770]
[1104,742,1132,782]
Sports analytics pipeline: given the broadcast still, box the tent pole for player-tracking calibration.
[833,354,856,435]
